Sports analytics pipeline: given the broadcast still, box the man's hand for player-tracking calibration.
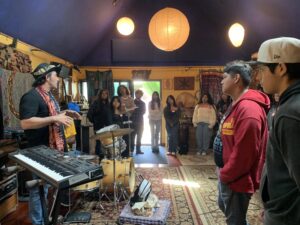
[54,112,73,127]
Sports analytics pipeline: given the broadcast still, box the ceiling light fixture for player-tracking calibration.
[117,17,135,36]
[148,7,190,51]
[228,23,245,47]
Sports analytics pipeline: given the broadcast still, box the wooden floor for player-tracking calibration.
[1,153,181,225]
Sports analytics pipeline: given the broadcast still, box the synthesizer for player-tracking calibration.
[9,145,103,190]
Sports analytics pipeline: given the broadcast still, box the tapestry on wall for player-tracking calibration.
[0,68,34,134]
[85,70,113,103]
[174,76,195,90]
[200,72,223,104]
[0,43,32,73]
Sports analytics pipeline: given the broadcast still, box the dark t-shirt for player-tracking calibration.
[19,88,50,147]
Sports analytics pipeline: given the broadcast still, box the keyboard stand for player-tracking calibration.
[41,186,64,225]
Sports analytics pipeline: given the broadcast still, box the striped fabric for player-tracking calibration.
[36,86,65,151]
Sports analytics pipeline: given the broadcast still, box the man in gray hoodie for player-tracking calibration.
[257,37,300,225]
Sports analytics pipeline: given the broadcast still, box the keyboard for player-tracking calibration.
[9,145,103,189]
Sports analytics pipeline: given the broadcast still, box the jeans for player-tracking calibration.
[131,121,144,151]
[29,174,49,225]
[218,179,251,225]
[150,120,161,149]
[166,123,179,153]
[196,122,212,153]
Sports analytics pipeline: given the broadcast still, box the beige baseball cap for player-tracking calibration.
[257,37,300,63]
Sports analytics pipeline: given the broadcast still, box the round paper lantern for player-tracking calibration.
[117,17,135,36]
[228,23,245,47]
[148,7,190,51]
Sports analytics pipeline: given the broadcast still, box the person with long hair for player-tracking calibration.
[87,89,112,157]
[117,85,136,115]
[216,94,231,122]
[19,63,81,224]
[110,96,123,127]
[110,96,130,157]
[163,95,180,156]
[193,93,217,155]
[148,91,162,153]
[117,85,136,156]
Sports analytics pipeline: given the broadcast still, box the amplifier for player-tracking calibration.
[0,192,18,221]
[0,173,17,202]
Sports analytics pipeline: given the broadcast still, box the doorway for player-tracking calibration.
[133,81,161,145]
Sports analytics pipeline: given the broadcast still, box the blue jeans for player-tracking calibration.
[218,179,251,225]
[196,122,212,153]
[131,121,144,151]
[29,174,49,225]
[166,123,179,153]
[150,120,161,148]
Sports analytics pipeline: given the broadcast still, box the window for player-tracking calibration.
[81,81,88,101]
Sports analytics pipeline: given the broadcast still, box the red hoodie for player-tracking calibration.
[220,89,270,193]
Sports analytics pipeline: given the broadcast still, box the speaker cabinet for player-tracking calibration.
[0,192,18,220]
[0,174,18,221]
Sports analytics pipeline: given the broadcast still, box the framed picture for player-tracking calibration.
[174,77,195,90]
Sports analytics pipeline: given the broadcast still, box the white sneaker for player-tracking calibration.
[201,152,207,156]
[196,152,201,155]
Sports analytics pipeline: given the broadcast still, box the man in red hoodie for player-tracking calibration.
[214,61,270,225]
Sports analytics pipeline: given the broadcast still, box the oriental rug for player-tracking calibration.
[70,166,263,225]
[71,167,200,225]
[179,165,263,225]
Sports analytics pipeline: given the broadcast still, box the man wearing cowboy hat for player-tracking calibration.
[257,37,300,225]
[19,62,80,225]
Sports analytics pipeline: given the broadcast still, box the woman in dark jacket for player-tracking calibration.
[110,96,130,158]
[163,95,180,156]
[87,89,112,156]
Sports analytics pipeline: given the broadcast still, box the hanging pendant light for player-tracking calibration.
[117,17,135,36]
[148,7,190,51]
[228,23,245,47]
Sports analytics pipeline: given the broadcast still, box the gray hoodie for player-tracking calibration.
[260,80,300,225]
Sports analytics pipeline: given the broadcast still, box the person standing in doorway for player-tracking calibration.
[192,93,216,156]
[19,63,81,225]
[214,61,270,225]
[131,89,146,154]
[164,95,180,156]
[257,37,300,225]
[148,91,162,153]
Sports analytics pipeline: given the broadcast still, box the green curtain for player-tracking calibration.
[85,70,113,103]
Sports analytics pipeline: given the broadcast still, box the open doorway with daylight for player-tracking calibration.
[133,81,161,145]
